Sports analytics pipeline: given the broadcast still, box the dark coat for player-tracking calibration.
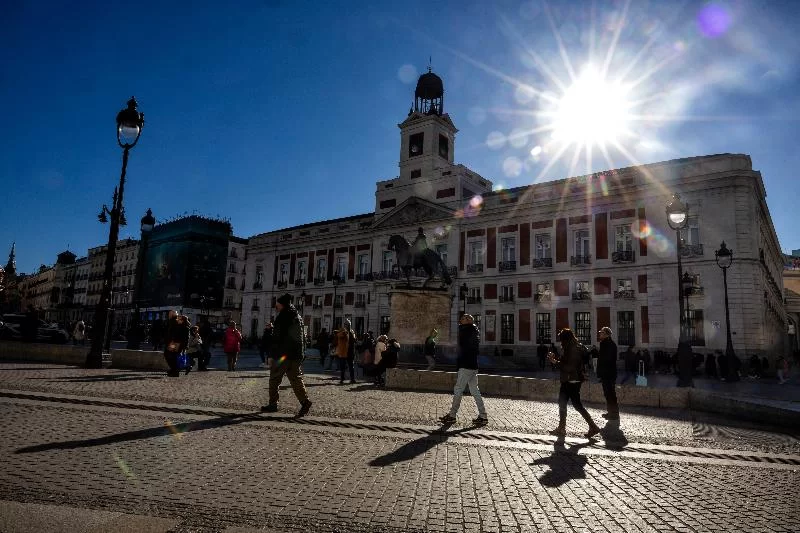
[457,323,480,370]
[164,317,189,353]
[272,305,304,360]
[597,337,618,381]
[424,336,437,356]
[259,327,272,354]
[555,341,586,383]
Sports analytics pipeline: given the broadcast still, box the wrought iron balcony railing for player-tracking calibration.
[679,244,704,257]
[572,291,592,301]
[467,264,484,273]
[612,250,635,263]
[334,302,343,309]
[252,282,263,290]
[294,279,306,288]
[355,273,373,282]
[314,277,325,286]
[354,301,366,308]
[614,289,636,300]
[571,255,592,266]
[447,266,458,277]
[467,296,482,304]
[251,305,260,311]
[685,286,704,296]
[277,281,288,289]
[498,260,517,273]
[499,295,515,303]
[312,304,323,310]
[534,292,551,303]
[533,257,553,268]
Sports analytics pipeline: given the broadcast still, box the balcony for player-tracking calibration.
[612,250,635,263]
[614,289,636,300]
[334,302,343,309]
[226,283,237,290]
[534,292,551,303]
[499,295,515,303]
[252,282,263,290]
[467,264,484,274]
[533,257,553,268]
[294,279,306,288]
[571,255,592,266]
[447,266,458,277]
[312,303,323,310]
[374,270,401,280]
[572,291,592,301]
[680,244,704,257]
[354,301,366,308]
[251,305,260,311]
[467,296,482,304]
[355,273,373,282]
[314,277,325,286]
[277,281,288,289]
[498,260,517,273]
[685,286,704,297]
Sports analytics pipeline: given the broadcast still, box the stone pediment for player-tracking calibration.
[399,112,457,131]
[373,197,455,229]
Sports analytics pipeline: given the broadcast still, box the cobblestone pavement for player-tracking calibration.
[0,361,798,532]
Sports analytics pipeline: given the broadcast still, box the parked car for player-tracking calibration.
[0,314,70,343]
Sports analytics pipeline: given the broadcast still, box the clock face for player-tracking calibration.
[408,132,424,157]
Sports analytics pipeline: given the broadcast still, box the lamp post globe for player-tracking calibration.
[86,97,145,368]
[715,241,739,382]
[665,193,688,231]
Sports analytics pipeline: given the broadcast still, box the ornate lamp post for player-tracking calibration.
[86,97,145,368]
[666,193,693,387]
[460,283,468,317]
[332,274,342,330]
[715,241,740,382]
[127,209,155,349]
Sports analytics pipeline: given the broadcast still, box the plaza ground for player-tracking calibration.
[0,351,798,532]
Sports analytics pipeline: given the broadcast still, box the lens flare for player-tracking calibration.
[697,3,732,38]
[112,453,138,485]
[486,131,507,150]
[631,219,653,239]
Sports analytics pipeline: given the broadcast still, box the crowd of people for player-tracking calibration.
[311,322,400,386]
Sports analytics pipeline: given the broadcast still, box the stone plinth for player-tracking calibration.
[389,288,451,345]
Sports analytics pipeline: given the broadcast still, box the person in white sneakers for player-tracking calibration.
[439,314,488,426]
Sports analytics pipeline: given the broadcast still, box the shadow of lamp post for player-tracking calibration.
[715,241,740,382]
[86,97,145,368]
[127,209,155,349]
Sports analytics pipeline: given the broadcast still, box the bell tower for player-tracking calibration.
[398,67,458,183]
[4,242,16,279]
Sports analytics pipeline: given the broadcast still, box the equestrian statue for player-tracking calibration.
[388,228,453,288]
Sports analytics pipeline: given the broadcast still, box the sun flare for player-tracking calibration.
[550,67,632,147]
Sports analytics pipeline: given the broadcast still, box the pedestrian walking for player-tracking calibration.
[596,327,619,421]
[185,325,202,374]
[424,328,438,370]
[704,353,718,379]
[777,355,790,384]
[223,321,242,371]
[547,328,601,439]
[198,320,213,371]
[334,320,356,384]
[374,337,400,386]
[439,314,488,426]
[261,293,312,416]
[259,322,273,368]
[373,335,388,384]
[72,320,86,346]
[316,328,330,369]
[537,342,548,370]
[163,310,189,377]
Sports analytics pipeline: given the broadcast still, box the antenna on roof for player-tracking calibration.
[428,56,432,72]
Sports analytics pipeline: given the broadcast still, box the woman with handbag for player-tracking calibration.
[547,328,601,439]
[163,310,190,377]
[186,325,202,375]
[223,321,242,371]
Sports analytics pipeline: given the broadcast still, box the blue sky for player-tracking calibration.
[2,0,798,274]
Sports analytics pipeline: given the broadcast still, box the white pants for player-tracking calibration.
[448,368,487,417]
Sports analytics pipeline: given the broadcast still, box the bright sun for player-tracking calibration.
[550,67,632,147]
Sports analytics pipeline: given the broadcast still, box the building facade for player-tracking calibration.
[224,237,247,327]
[241,70,786,363]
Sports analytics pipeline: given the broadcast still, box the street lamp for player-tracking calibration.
[127,208,155,349]
[332,274,342,330]
[715,241,740,382]
[86,97,145,368]
[666,193,693,387]
[460,283,468,317]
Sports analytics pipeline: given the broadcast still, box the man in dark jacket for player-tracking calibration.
[261,293,312,416]
[163,310,189,377]
[259,322,273,368]
[439,314,488,426]
[597,327,619,420]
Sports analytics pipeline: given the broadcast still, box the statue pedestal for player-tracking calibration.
[388,288,451,346]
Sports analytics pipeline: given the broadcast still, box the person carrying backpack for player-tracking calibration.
[547,328,600,439]
[261,293,312,417]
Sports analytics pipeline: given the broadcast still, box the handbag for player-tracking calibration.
[177,351,190,370]
[636,360,648,387]
[167,341,181,353]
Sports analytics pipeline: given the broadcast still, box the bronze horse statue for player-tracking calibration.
[388,234,453,288]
